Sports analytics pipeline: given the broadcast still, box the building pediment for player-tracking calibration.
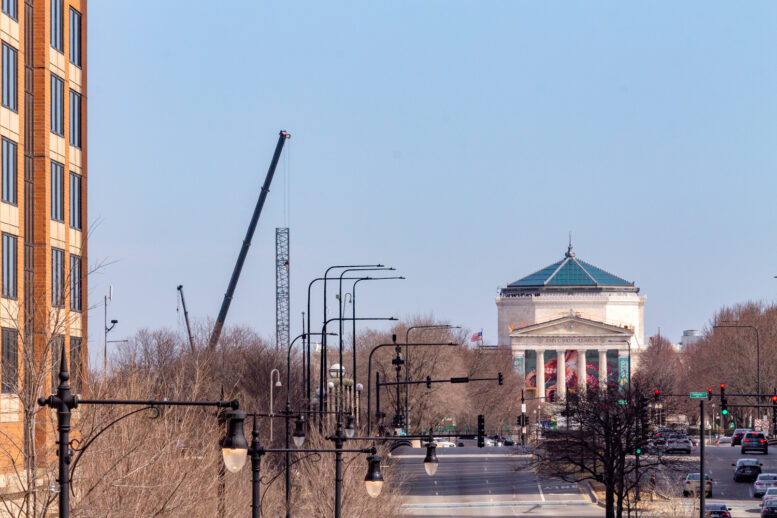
[510,314,634,339]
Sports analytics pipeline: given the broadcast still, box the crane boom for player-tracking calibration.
[207,130,291,352]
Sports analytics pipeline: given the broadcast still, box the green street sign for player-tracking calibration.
[690,392,707,399]
[730,422,735,428]
[617,399,627,405]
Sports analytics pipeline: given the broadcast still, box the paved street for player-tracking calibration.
[395,446,602,517]
[655,442,777,517]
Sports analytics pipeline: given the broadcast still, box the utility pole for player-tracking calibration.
[699,399,705,518]
[521,389,526,446]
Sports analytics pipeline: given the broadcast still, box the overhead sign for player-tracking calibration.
[690,392,707,399]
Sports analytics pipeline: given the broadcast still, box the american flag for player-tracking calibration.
[470,331,482,342]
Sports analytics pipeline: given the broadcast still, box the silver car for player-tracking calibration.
[753,473,777,497]
[665,437,692,454]
[683,473,712,497]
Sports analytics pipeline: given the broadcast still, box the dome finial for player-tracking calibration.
[565,232,575,258]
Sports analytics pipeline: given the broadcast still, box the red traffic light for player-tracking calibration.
[720,383,725,389]
[654,389,660,395]
[772,395,777,403]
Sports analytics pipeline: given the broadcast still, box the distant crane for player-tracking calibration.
[207,130,291,352]
[276,228,290,351]
[177,285,195,353]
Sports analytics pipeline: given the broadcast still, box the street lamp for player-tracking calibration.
[364,453,384,497]
[222,410,249,473]
[345,414,356,438]
[423,442,438,476]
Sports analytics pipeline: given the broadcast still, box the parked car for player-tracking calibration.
[683,473,712,497]
[717,436,733,446]
[742,431,769,455]
[753,474,777,497]
[763,500,777,518]
[665,437,693,454]
[732,428,752,446]
[703,502,731,518]
[502,437,515,446]
[434,438,456,448]
[455,436,493,447]
[733,458,762,482]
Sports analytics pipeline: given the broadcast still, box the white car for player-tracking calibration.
[762,487,777,505]
[434,438,455,448]
[753,473,777,497]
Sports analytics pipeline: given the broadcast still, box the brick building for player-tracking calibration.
[0,0,87,491]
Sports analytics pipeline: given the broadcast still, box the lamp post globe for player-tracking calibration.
[424,443,439,476]
[292,418,306,447]
[221,410,248,473]
[364,454,384,498]
[329,363,345,379]
[345,414,356,438]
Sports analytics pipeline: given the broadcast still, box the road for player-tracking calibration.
[659,441,777,517]
[395,446,602,517]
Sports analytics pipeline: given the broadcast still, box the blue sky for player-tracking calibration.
[87,2,777,361]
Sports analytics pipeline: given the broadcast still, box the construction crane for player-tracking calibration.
[177,285,195,353]
[207,130,291,352]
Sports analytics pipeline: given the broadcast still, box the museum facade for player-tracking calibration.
[496,244,646,400]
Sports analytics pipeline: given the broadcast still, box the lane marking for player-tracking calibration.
[537,481,545,502]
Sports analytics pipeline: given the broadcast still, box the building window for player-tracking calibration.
[51,247,64,307]
[1,327,17,394]
[2,43,17,111]
[2,0,17,20]
[51,161,63,221]
[69,254,80,311]
[69,336,81,393]
[50,74,64,136]
[69,90,81,148]
[2,233,16,299]
[69,172,81,229]
[2,137,16,205]
[50,0,63,52]
[69,7,81,67]
[50,334,64,389]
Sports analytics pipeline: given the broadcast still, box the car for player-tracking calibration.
[683,473,712,497]
[763,488,777,505]
[753,474,777,497]
[456,435,477,447]
[665,437,692,454]
[717,436,733,446]
[433,438,455,448]
[742,431,769,455]
[733,458,763,482]
[763,500,777,518]
[704,502,731,518]
[502,437,515,446]
[732,429,753,446]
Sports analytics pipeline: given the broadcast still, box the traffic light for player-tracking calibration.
[635,447,642,456]
[707,388,712,400]
[720,383,728,415]
[653,389,660,401]
[426,376,431,389]
[477,415,485,448]
[498,372,503,386]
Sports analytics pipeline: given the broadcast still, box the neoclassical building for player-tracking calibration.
[496,244,645,399]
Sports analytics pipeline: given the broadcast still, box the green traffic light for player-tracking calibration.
[722,409,728,415]
[635,448,642,455]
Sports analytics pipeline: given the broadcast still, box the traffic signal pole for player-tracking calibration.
[699,399,705,518]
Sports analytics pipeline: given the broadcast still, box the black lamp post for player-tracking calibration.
[348,276,405,420]
[39,347,240,518]
[366,336,458,435]
[404,325,460,429]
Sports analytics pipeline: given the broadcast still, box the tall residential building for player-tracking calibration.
[0,0,87,487]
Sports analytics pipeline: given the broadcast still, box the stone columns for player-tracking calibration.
[598,349,608,388]
[536,350,545,399]
[556,350,566,400]
[577,349,587,394]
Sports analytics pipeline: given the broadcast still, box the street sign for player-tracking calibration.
[617,399,627,405]
[690,392,707,399]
